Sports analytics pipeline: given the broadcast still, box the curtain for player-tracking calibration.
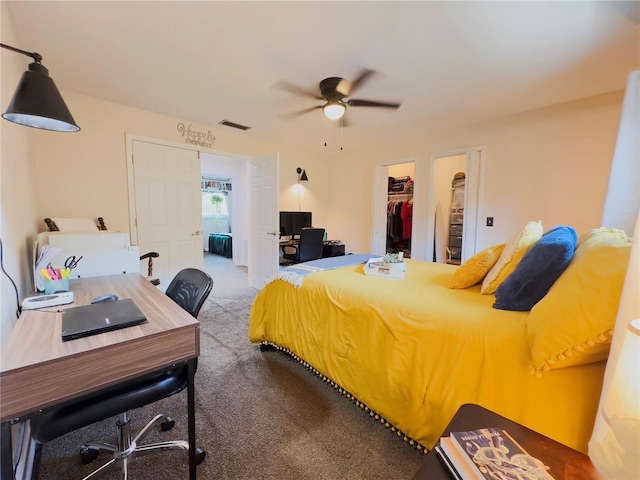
[588,209,639,478]
[600,70,640,236]
[589,70,640,478]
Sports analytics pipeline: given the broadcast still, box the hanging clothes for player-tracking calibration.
[387,199,403,243]
[401,200,413,240]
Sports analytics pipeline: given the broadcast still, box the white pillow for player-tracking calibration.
[480,220,544,294]
[50,217,99,232]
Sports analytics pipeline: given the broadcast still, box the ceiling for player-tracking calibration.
[5,1,640,154]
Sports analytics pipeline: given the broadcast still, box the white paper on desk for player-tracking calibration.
[33,242,62,291]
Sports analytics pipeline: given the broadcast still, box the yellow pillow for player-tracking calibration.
[480,221,543,294]
[448,244,506,289]
[526,228,631,377]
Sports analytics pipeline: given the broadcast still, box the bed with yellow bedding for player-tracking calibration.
[249,257,614,454]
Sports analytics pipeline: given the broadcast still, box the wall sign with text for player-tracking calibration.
[177,123,216,148]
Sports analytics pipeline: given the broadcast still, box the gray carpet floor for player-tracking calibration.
[36,254,425,479]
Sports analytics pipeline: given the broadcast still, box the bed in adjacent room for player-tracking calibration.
[249,226,631,454]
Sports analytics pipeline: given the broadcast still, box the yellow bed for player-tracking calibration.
[249,259,606,453]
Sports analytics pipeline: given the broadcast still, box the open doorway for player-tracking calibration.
[432,155,466,263]
[201,177,233,258]
[371,158,417,256]
[426,146,484,264]
[386,163,415,258]
[200,152,250,268]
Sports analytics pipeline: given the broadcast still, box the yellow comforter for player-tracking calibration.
[249,259,605,453]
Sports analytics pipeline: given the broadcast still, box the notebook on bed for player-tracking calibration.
[61,298,147,341]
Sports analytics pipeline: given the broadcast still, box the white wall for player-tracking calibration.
[1,2,40,346]
[27,92,332,234]
[327,91,624,256]
[387,163,414,179]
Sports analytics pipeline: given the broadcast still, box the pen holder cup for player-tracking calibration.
[44,278,70,294]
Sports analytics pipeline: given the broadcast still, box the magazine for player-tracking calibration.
[439,428,554,480]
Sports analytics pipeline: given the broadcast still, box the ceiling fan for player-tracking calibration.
[275,68,401,124]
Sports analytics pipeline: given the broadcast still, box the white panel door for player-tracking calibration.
[371,165,389,255]
[249,153,279,289]
[132,140,203,288]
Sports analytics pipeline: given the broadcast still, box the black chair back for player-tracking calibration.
[297,228,325,263]
[165,268,213,318]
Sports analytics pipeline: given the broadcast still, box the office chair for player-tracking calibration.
[30,268,213,480]
[282,227,326,264]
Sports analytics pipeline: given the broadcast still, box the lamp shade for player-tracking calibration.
[2,62,80,132]
[296,167,308,181]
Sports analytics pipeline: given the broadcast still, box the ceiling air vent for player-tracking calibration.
[219,120,251,131]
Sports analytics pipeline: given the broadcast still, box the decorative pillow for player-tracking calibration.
[50,217,99,232]
[448,244,505,289]
[493,226,577,311]
[480,221,544,294]
[526,228,632,377]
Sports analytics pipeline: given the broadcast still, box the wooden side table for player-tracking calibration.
[412,403,601,480]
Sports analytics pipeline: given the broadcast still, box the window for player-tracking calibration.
[202,192,229,217]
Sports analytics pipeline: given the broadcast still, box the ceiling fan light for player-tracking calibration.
[323,102,346,120]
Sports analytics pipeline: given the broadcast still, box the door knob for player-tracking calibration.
[192,230,202,236]
[267,231,278,236]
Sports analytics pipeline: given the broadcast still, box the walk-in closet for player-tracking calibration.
[386,163,414,258]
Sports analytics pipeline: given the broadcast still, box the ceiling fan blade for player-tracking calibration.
[273,80,323,100]
[280,105,322,120]
[348,68,376,95]
[348,98,401,109]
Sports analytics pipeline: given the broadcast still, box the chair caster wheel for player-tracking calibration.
[160,416,175,431]
[80,447,99,465]
[196,447,206,465]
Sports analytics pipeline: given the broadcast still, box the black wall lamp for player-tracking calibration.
[1,43,80,132]
[296,167,308,182]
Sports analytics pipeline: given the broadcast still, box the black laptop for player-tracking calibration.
[61,298,147,342]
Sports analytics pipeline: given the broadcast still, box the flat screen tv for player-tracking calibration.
[279,211,312,238]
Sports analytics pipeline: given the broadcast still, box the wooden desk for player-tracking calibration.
[0,274,201,479]
[412,404,601,480]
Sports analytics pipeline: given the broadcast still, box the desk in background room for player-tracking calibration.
[279,239,345,260]
[0,273,201,480]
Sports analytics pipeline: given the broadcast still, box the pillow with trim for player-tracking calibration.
[480,220,543,294]
[448,244,505,289]
[526,228,631,377]
[493,226,577,311]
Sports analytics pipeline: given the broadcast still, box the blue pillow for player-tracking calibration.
[493,226,577,311]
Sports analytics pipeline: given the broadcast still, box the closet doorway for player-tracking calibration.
[371,160,417,257]
[386,163,415,258]
[426,146,484,264]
